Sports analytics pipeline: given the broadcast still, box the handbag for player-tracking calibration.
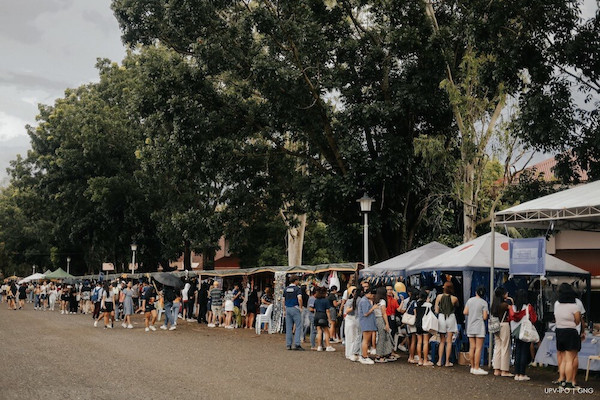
[402,312,416,326]
[511,306,539,343]
[422,304,438,334]
[518,306,540,343]
[488,311,506,334]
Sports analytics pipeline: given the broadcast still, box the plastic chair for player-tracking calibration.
[255,304,274,335]
[586,355,600,381]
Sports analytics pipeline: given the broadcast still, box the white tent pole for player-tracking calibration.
[489,217,495,368]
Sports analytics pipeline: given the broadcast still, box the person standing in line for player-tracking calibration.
[186,279,197,322]
[245,283,259,330]
[208,281,223,328]
[373,286,394,363]
[415,289,434,366]
[306,287,318,349]
[313,286,334,352]
[197,280,209,324]
[358,287,377,365]
[181,280,191,320]
[402,288,419,364]
[232,283,243,328]
[121,281,135,329]
[161,284,177,330]
[552,283,582,389]
[113,282,123,322]
[509,289,538,381]
[327,286,341,343]
[491,287,514,377]
[343,286,360,361]
[464,286,489,375]
[435,282,460,367]
[284,275,304,351]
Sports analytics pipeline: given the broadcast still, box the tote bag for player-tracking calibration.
[518,306,539,343]
[422,304,438,334]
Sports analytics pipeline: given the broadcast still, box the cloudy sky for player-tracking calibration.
[0,0,126,184]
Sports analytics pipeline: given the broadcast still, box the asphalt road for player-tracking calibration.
[1,305,599,399]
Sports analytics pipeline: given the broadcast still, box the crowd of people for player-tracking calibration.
[1,274,588,389]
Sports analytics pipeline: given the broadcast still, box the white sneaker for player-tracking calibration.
[207,323,215,328]
[325,346,336,352]
[127,324,133,329]
[94,320,98,327]
[349,355,359,362]
[369,348,376,355]
[107,325,112,329]
[149,325,156,331]
[145,327,150,332]
[61,310,64,314]
[122,323,127,328]
[169,326,176,331]
[359,357,375,365]
[398,345,408,352]
[317,346,323,352]
[472,368,488,375]
[160,325,168,330]
[187,319,195,322]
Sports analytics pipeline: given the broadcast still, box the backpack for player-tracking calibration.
[91,287,101,302]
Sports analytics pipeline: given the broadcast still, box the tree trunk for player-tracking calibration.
[463,162,477,242]
[287,214,307,267]
[202,248,215,271]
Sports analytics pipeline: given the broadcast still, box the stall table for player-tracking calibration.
[535,331,600,371]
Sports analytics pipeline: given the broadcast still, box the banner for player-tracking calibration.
[102,263,115,271]
[509,238,546,276]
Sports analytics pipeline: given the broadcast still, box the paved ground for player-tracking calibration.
[1,305,599,399]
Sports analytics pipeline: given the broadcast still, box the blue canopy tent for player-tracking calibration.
[360,242,450,280]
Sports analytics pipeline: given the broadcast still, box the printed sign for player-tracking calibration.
[509,238,546,275]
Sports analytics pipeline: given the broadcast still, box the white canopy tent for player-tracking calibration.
[491,181,600,367]
[361,242,450,278]
[406,232,589,303]
[18,272,46,284]
[495,180,600,231]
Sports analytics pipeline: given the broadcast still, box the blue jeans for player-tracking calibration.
[172,302,180,325]
[308,312,316,348]
[285,306,302,348]
[163,302,174,327]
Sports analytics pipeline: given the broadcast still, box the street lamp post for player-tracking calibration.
[130,243,137,276]
[66,257,71,275]
[357,192,375,268]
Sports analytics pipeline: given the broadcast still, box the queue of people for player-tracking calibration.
[2,274,588,389]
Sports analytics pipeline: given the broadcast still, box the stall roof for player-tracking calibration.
[361,242,451,277]
[73,263,359,280]
[406,232,589,276]
[495,180,600,231]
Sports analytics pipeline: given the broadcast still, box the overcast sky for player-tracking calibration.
[0,1,598,186]
[0,0,126,185]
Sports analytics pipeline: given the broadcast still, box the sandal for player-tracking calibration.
[436,362,442,367]
[445,362,454,367]
[422,361,434,367]
[501,373,514,377]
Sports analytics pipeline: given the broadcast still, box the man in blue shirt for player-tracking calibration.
[284,275,304,350]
